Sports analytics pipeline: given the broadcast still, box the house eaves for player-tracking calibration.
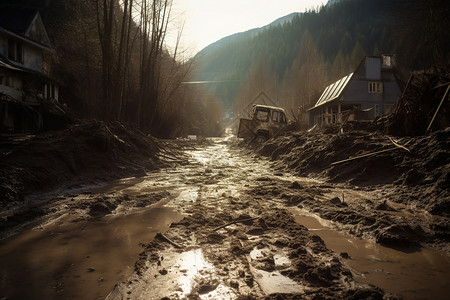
[0,55,42,75]
[0,26,52,52]
[308,73,353,111]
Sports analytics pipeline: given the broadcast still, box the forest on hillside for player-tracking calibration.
[193,0,450,117]
[7,0,224,138]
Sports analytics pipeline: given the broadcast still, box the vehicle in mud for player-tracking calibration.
[237,104,288,143]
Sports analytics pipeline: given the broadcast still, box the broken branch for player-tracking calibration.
[212,217,259,231]
[389,137,411,153]
[426,84,450,134]
[155,232,182,248]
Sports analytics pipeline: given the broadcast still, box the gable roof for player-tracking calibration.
[309,73,353,111]
[242,91,278,117]
[0,6,51,50]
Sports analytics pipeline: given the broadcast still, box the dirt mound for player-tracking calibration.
[0,119,162,209]
[258,126,450,217]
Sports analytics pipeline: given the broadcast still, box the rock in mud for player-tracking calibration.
[197,282,218,294]
[289,181,304,189]
[375,224,418,247]
[246,227,265,236]
[207,233,226,243]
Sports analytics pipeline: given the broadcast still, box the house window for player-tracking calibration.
[8,39,23,63]
[368,82,383,93]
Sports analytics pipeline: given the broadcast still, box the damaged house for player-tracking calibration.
[0,6,60,133]
[308,55,402,127]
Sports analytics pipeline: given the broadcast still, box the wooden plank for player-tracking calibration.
[330,138,411,167]
[330,147,400,166]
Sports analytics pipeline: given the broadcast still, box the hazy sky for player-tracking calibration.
[169,0,328,56]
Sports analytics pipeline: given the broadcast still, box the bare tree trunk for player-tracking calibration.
[136,0,173,131]
[95,0,115,120]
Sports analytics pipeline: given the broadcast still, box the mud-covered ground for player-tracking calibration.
[255,123,450,254]
[0,120,162,210]
[0,122,449,299]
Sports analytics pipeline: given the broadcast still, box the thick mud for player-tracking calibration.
[1,129,449,299]
[0,205,183,299]
[292,209,450,299]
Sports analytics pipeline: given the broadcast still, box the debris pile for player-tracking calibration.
[388,72,450,136]
[258,126,450,216]
[0,119,162,209]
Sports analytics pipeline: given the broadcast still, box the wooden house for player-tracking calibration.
[0,5,58,133]
[308,55,402,127]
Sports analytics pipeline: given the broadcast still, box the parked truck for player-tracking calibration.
[237,104,288,143]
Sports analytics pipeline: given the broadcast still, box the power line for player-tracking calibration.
[181,80,240,84]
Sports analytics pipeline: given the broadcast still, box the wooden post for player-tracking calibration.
[426,84,449,134]
[338,104,342,123]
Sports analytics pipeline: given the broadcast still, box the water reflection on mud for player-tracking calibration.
[0,205,183,300]
[249,247,304,295]
[250,266,304,295]
[291,208,450,300]
[107,248,236,299]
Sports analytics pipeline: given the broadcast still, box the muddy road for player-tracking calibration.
[1,132,449,299]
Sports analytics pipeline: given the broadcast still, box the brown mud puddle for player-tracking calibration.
[291,208,450,300]
[0,204,183,300]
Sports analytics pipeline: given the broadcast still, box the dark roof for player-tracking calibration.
[0,6,37,35]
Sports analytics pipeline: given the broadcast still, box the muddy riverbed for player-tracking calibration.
[1,132,449,299]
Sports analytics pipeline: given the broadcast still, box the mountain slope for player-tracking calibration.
[190,0,450,111]
[191,0,399,110]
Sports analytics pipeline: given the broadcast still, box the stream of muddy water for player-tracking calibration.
[291,208,450,299]
[0,202,184,299]
[1,134,449,299]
